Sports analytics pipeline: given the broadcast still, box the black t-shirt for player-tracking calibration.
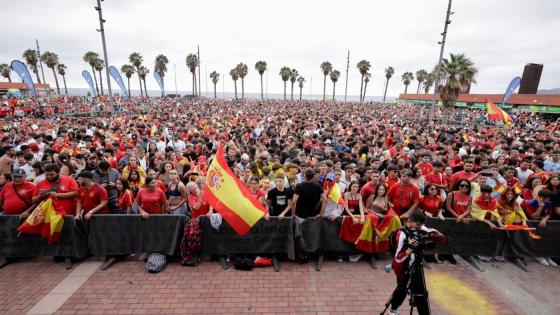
[294,181,323,218]
[267,187,294,216]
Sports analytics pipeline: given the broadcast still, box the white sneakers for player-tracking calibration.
[389,310,398,315]
[547,258,558,266]
[535,257,558,266]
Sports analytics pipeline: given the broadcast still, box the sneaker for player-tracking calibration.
[389,309,398,315]
[138,253,147,261]
[535,257,549,266]
[494,256,505,262]
[337,257,343,263]
[349,254,363,263]
[546,258,558,267]
[478,256,492,262]
[384,263,392,273]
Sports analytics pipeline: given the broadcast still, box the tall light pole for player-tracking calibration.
[344,50,350,102]
[35,39,46,85]
[95,0,113,110]
[197,45,201,96]
[174,64,178,96]
[431,0,453,109]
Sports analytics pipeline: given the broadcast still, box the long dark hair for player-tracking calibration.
[452,179,471,194]
[371,183,387,200]
[545,175,560,192]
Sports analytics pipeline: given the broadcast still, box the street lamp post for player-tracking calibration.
[430,0,453,121]
[95,0,113,112]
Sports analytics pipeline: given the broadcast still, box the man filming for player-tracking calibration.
[386,210,444,315]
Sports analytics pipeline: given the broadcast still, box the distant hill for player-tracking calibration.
[538,88,560,94]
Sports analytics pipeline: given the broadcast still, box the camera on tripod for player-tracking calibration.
[406,228,436,253]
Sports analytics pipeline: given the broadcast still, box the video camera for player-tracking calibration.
[405,228,436,253]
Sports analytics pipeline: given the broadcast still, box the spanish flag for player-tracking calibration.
[486,99,513,127]
[203,144,267,235]
[470,195,502,222]
[493,183,507,195]
[513,182,523,195]
[326,182,345,206]
[17,198,64,244]
[339,210,401,253]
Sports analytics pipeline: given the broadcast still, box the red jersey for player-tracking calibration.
[0,182,36,214]
[188,194,210,219]
[360,181,377,204]
[79,184,109,214]
[136,188,166,214]
[33,176,79,215]
[449,171,476,187]
[416,162,434,176]
[387,183,420,215]
[118,189,134,211]
[386,177,400,190]
[448,191,471,216]
[425,172,448,187]
[419,195,443,216]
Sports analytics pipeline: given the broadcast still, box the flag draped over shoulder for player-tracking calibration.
[470,196,501,222]
[202,144,267,235]
[486,99,513,127]
[339,210,401,253]
[17,198,64,244]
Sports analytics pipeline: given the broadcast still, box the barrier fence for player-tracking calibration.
[0,215,558,270]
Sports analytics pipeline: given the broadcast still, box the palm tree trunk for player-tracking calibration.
[363,81,369,102]
[241,78,245,99]
[213,83,217,99]
[322,75,326,101]
[127,77,131,97]
[51,68,60,94]
[92,66,100,95]
[234,80,238,99]
[404,84,408,94]
[161,76,165,97]
[98,70,104,96]
[137,69,143,97]
[192,72,195,95]
[299,86,302,101]
[62,74,68,95]
[143,78,148,97]
[7,75,12,83]
[284,81,287,100]
[260,74,264,100]
[383,79,389,103]
[359,76,364,102]
[291,82,294,100]
[416,81,421,94]
[332,82,336,101]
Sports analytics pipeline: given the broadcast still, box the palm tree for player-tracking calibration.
[362,73,371,102]
[255,61,267,100]
[382,66,394,103]
[356,60,371,102]
[0,64,11,82]
[84,51,100,95]
[329,70,340,101]
[229,68,239,99]
[154,54,169,96]
[236,63,248,99]
[415,69,428,94]
[289,69,298,100]
[423,71,435,94]
[279,67,292,100]
[40,51,60,94]
[93,58,105,96]
[320,61,332,101]
[210,71,220,99]
[56,64,68,95]
[186,53,198,96]
[297,76,305,101]
[438,53,478,106]
[23,49,41,84]
[401,72,414,94]
[129,52,144,96]
[138,66,149,97]
[121,64,135,96]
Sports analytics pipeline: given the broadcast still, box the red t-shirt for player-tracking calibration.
[136,188,166,214]
[416,162,434,176]
[425,172,447,187]
[118,189,134,211]
[449,191,471,216]
[33,175,79,215]
[360,182,377,204]
[188,194,210,219]
[450,171,476,187]
[419,195,443,216]
[387,183,420,215]
[79,184,109,214]
[0,182,36,214]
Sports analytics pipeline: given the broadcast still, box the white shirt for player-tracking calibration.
[322,182,347,217]
[515,167,534,186]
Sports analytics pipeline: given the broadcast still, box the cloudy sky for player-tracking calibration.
[1,0,559,97]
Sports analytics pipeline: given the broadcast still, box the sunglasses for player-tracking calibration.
[429,187,437,191]
[459,184,469,188]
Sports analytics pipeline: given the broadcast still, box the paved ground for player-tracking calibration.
[1,255,559,315]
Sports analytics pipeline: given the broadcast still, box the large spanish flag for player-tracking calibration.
[17,198,64,244]
[203,144,267,235]
[486,99,513,127]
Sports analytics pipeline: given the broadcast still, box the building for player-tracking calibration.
[0,82,52,97]
[397,93,560,114]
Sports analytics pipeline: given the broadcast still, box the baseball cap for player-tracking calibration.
[13,169,27,177]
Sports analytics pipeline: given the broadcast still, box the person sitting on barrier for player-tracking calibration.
[32,163,79,216]
[166,169,188,215]
[75,171,109,221]
[0,169,35,215]
[449,179,473,224]
[115,177,134,214]
[136,176,167,218]
[387,169,420,219]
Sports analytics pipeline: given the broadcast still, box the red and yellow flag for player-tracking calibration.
[203,144,267,235]
[339,210,402,253]
[17,198,64,244]
[326,182,345,206]
[486,99,513,127]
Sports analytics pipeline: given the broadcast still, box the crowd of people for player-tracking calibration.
[0,95,559,267]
